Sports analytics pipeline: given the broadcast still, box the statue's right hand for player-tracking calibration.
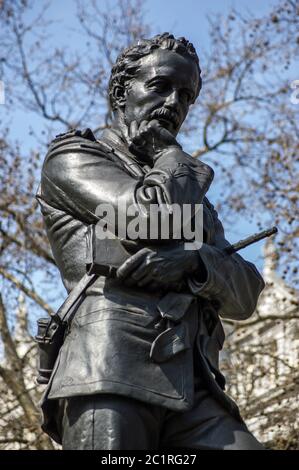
[128,120,181,161]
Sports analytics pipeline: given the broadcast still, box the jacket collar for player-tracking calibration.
[100,127,152,171]
[100,127,127,153]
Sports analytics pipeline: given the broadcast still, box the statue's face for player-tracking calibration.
[123,48,199,136]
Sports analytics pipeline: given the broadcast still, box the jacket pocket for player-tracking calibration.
[75,306,155,328]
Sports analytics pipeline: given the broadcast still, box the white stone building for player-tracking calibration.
[222,241,299,448]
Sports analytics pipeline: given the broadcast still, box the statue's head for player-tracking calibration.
[109,33,201,136]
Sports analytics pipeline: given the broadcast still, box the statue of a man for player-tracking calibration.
[37,33,265,450]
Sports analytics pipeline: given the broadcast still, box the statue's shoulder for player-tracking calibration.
[51,127,97,145]
[46,128,110,160]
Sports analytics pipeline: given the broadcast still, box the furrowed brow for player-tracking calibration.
[145,75,169,86]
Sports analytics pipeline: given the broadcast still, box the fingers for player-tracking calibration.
[130,259,153,281]
[128,118,178,160]
[129,118,178,151]
[117,249,176,291]
[132,261,161,287]
[129,120,153,147]
[137,272,156,287]
[123,265,160,289]
[116,248,151,280]
[139,120,149,133]
[129,120,138,140]
[116,247,159,288]
[148,119,162,131]
[124,277,165,291]
[134,122,151,147]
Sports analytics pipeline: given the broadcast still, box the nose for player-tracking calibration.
[165,89,180,109]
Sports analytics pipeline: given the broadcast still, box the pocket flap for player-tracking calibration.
[157,292,194,322]
[150,322,190,363]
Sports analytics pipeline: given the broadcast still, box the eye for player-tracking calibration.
[148,78,169,92]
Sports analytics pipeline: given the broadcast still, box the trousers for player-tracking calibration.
[61,380,264,450]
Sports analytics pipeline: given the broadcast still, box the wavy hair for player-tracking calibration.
[108,32,202,111]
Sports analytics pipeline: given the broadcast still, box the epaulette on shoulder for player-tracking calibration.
[46,127,110,163]
[48,127,99,155]
[46,128,143,178]
[52,127,96,144]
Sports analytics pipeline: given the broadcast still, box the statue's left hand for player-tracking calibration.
[116,245,202,290]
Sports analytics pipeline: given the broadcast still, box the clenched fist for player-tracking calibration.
[126,119,182,163]
[116,244,206,292]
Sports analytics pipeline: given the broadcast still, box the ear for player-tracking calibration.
[112,85,126,109]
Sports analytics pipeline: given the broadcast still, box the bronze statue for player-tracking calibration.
[36,33,265,450]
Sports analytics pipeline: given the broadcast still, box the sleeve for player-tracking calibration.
[40,129,214,241]
[187,200,265,320]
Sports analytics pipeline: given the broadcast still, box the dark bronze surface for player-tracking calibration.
[37,33,265,449]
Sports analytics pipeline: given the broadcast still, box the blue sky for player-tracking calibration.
[43,0,274,40]
[38,0,276,55]
[145,0,272,41]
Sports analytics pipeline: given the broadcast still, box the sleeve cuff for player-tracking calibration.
[187,243,227,299]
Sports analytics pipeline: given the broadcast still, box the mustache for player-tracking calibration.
[149,108,180,127]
